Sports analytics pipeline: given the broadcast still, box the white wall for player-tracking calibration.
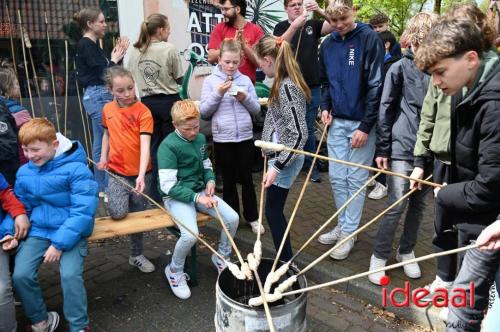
[117,0,145,67]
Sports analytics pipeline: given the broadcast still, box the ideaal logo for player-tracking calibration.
[380,276,475,308]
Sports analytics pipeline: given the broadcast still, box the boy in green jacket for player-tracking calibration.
[157,100,239,300]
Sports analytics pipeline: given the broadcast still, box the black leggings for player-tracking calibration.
[265,185,293,262]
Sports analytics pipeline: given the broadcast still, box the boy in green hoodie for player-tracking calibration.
[157,100,239,300]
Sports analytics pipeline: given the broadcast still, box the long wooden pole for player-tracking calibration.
[44,12,60,131]
[17,11,35,117]
[74,69,91,159]
[64,40,69,135]
[291,171,382,261]
[298,175,433,277]
[213,205,246,268]
[252,269,276,332]
[255,140,442,188]
[5,4,20,107]
[23,31,45,117]
[282,243,480,297]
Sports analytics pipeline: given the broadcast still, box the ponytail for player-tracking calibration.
[133,13,169,52]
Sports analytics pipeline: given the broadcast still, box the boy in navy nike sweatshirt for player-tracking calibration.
[317,0,384,260]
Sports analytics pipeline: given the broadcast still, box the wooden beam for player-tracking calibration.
[89,208,212,241]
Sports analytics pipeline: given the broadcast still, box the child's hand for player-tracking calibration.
[321,110,332,125]
[262,168,279,188]
[14,214,30,240]
[43,245,62,263]
[409,167,424,190]
[218,81,232,95]
[134,175,145,194]
[197,195,217,209]
[375,157,389,170]
[205,182,215,197]
[235,90,247,102]
[1,235,18,251]
[291,11,308,30]
[96,160,108,170]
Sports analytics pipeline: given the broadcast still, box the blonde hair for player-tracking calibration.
[73,8,102,32]
[19,118,57,145]
[444,4,496,50]
[254,36,311,105]
[326,0,353,17]
[171,100,200,124]
[0,59,18,97]
[104,66,135,88]
[400,12,439,48]
[133,14,169,52]
[219,39,242,58]
[415,19,484,72]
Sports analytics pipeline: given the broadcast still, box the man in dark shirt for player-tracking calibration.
[274,0,333,182]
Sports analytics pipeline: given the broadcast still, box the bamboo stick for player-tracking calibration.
[5,4,19,107]
[255,140,442,188]
[17,11,34,117]
[291,171,382,261]
[212,205,246,271]
[64,40,69,135]
[75,70,91,158]
[251,268,276,332]
[23,30,45,117]
[44,12,60,131]
[282,243,480,297]
[298,175,433,277]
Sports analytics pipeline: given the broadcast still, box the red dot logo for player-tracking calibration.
[380,275,391,286]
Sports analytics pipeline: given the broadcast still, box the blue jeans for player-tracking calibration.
[327,118,376,234]
[373,160,430,259]
[302,86,320,173]
[267,155,304,189]
[0,249,16,332]
[446,247,500,332]
[13,237,89,332]
[82,85,112,192]
[164,193,239,272]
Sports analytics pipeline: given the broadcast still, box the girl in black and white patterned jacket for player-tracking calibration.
[254,35,309,262]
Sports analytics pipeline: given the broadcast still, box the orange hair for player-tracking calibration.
[18,118,57,145]
[171,100,200,124]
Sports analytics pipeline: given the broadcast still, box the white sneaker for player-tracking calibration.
[329,233,355,260]
[421,276,454,302]
[31,311,59,332]
[368,254,387,285]
[368,178,376,187]
[165,264,191,299]
[368,182,388,200]
[211,253,227,274]
[396,250,421,279]
[318,225,342,245]
[249,221,265,235]
[129,255,155,273]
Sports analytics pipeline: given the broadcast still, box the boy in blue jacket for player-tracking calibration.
[317,0,384,260]
[12,118,98,332]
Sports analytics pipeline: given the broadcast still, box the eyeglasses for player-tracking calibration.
[220,6,235,12]
[287,2,303,8]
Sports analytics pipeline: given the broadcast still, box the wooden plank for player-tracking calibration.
[89,208,212,241]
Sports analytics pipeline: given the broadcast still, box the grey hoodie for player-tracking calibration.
[200,65,260,143]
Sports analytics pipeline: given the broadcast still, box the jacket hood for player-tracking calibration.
[30,133,87,170]
[331,22,370,41]
[213,64,243,81]
[403,48,414,61]
[0,96,24,114]
[464,56,500,106]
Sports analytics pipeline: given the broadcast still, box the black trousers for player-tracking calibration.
[141,93,180,201]
[214,140,258,223]
[265,185,293,262]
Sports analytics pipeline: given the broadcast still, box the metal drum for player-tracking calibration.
[215,258,307,332]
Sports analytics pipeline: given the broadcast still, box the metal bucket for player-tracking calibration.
[215,258,307,332]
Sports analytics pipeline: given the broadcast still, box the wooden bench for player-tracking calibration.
[89,208,213,285]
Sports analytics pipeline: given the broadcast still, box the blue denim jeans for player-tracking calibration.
[446,247,500,332]
[13,237,89,332]
[327,118,376,234]
[0,249,16,332]
[163,193,239,272]
[267,155,304,189]
[302,86,320,173]
[373,160,430,259]
[82,85,113,192]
